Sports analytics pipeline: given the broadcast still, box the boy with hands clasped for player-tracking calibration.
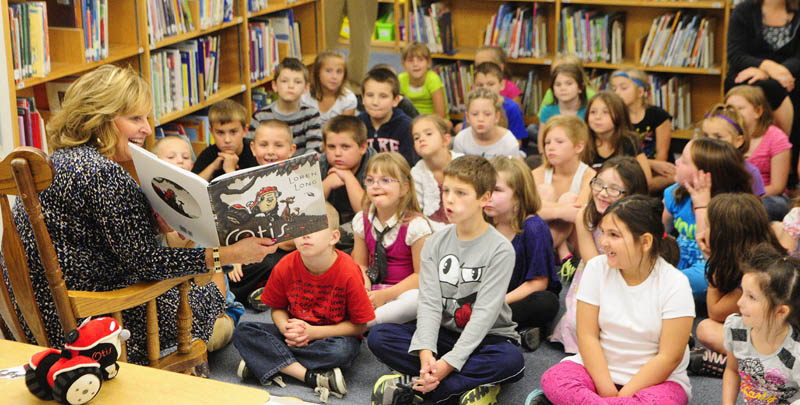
[367,155,525,405]
[232,203,375,403]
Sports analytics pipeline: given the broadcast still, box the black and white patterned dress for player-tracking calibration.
[1,145,224,365]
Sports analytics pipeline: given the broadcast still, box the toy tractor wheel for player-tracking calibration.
[101,362,119,380]
[25,365,54,400]
[52,368,103,405]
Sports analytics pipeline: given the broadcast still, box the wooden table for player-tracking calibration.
[0,339,270,404]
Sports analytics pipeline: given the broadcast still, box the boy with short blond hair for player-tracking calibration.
[359,68,417,165]
[319,115,377,252]
[368,155,524,405]
[232,203,375,402]
[193,99,259,181]
[252,57,323,154]
[229,119,298,306]
[473,62,527,142]
[153,135,194,171]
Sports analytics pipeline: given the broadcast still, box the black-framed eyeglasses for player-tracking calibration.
[590,178,625,198]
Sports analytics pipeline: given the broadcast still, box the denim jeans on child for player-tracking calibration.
[233,322,361,384]
[367,323,525,403]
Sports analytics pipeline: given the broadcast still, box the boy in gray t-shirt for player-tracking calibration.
[367,155,525,404]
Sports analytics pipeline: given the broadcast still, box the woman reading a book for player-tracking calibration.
[0,65,278,367]
[726,0,799,148]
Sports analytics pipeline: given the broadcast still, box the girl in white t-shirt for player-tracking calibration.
[528,195,694,405]
[452,88,520,158]
[302,50,357,125]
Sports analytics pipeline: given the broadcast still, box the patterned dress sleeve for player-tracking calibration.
[87,162,208,281]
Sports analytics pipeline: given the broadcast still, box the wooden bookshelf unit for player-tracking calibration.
[2,0,323,149]
[430,0,730,130]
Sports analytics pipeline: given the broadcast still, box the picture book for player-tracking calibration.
[129,144,328,247]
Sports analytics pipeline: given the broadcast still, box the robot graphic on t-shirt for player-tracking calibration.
[438,254,484,329]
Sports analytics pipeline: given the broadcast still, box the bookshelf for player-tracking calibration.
[429,0,730,134]
[1,0,323,154]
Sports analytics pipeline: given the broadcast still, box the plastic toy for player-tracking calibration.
[25,317,130,405]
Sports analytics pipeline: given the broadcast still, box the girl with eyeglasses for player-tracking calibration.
[351,152,433,329]
[551,156,649,354]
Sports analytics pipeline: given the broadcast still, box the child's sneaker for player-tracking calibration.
[371,374,422,405]
[247,287,269,312]
[559,255,580,283]
[524,388,552,405]
[306,368,346,402]
[459,384,500,404]
[520,327,542,352]
[688,347,726,378]
[237,360,286,387]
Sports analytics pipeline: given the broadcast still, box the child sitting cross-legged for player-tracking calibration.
[359,67,417,165]
[232,203,375,403]
[453,88,521,158]
[368,155,525,405]
[351,152,433,328]
[193,99,259,181]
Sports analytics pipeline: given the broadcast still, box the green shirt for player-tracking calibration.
[398,70,447,115]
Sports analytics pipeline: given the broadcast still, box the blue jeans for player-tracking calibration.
[367,323,525,404]
[232,322,361,384]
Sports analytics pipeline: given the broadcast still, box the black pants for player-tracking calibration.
[228,248,291,304]
[509,290,560,329]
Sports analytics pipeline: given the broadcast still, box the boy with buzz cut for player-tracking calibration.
[359,67,418,165]
[319,115,377,252]
[252,57,323,154]
[232,203,375,403]
[193,99,259,181]
[367,155,525,405]
[473,62,527,142]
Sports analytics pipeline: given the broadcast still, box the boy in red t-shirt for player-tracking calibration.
[232,203,374,402]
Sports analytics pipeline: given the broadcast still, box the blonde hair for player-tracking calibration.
[48,65,152,156]
[361,152,423,223]
[611,69,650,107]
[325,202,340,231]
[402,42,432,62]
[310,50,348,100]
[152,135,192,157]
[724,85,774,139]
[255,119,293,144]
[466,88,508,128]
[476,46,509,78]
[551,53,583,73]
[411,114,450,139]
[489,156,542,234]
[703,103,750,155]
[209,99,248,129]
[540,114,593,168]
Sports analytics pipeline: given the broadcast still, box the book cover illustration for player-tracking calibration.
[129,144,327,247]
[208,153,328,245]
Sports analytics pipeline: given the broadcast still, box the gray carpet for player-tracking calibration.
[208,305,737,405]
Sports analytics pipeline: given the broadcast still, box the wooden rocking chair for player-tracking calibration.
[0,147,209,373]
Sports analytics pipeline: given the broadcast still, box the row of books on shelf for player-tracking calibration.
[150,35,221,120]
[146,0,234,45]
[591,72,692,129]
[79,0,109,62]
[640,11,716,68]
[9,2,50,81]
[248,11,303,82]
[16,97,48,152]
[155,114,214,145]
[559,7,624,64]
[251,87,277,112]
[513,71,544,118]
[248,0,301,13]
[484,3,548,59]
[407,0,454,55]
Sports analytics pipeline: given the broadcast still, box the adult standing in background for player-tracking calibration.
[324,0,379,90]
[726,0,800,166]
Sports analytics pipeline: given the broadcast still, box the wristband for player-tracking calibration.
[213,247,222,273]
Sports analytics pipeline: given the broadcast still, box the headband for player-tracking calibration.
[612,72,646,89]
[704,112,744,135]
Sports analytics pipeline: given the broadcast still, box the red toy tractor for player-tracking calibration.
[25,317,130,405]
